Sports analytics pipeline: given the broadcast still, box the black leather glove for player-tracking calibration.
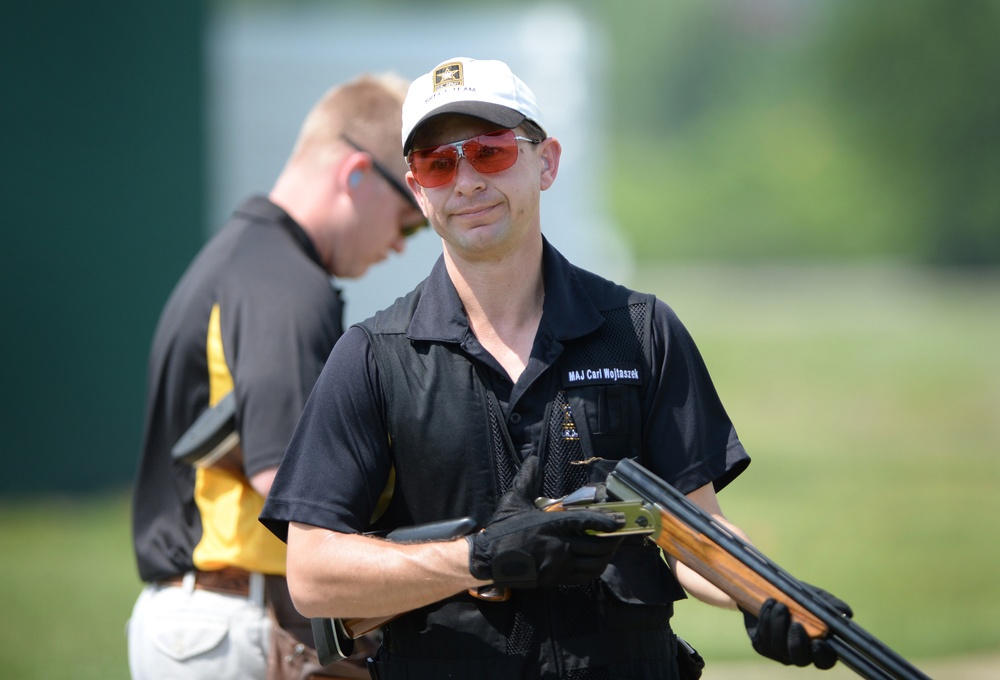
[743,584,853,670]
[468,456,624,588]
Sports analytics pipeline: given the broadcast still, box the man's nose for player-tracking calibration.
[452,156,485,190]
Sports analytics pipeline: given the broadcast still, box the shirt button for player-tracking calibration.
[509,412,521,424]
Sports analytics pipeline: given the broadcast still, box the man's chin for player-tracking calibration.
[341,263,371,279]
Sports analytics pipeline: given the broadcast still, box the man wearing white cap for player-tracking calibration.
[261,57,850,678]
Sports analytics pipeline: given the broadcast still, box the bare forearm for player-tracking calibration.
[249,467,277,497]
[672,484,749,610]
[671,556,739,609]
[286,522,483,618]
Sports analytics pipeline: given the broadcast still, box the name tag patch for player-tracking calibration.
[562,364,641,387]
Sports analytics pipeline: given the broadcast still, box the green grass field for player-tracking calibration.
[1,264,998,679]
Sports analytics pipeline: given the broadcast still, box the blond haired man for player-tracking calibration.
[128,73,424,680]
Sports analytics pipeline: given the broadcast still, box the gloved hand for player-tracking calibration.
[743,584,853,669]
[468,456,624,588]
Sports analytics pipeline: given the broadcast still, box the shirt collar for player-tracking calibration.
[407,238,605,344]
[234,195,325,270]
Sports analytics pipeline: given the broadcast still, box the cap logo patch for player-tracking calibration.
[433,62,463,91]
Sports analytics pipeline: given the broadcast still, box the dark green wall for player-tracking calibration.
[1,2,206,494]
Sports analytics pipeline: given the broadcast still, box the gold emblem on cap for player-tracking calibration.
[433,62,463,91]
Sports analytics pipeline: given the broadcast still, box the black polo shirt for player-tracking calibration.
[261,240,749,542]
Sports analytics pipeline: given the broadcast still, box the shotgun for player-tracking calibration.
[600,458,931,680]
[314,458,931,679]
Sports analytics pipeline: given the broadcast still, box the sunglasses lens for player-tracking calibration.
[465,130,519,174]
[410,147,459,188]
[410,130,520,187]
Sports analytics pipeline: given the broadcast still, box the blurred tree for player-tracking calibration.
[597,0,1000,265]
[600,0,910,263]
[818,1,1000,265]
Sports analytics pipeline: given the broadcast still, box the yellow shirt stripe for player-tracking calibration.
[191,303,287,574]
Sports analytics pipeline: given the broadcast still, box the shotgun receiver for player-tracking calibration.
[314,459,930,679]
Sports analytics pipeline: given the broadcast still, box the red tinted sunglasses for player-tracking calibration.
[407,129,541,188]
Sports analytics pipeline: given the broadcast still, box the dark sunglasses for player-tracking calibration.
[407,129,541,188]
[341,136,428,237]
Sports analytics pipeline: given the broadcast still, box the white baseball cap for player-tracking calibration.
[401,57,547,156]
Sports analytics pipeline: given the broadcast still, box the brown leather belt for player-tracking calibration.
[159,566,252,597]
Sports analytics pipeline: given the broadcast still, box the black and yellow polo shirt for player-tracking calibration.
[132,195,344,582]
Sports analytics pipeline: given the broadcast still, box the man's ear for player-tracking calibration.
[539,138,561,191]
[338,151,371,194]
[404,171,429,212]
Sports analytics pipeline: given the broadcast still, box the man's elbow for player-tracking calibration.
[285,573,328,618]
[285,522,337,618]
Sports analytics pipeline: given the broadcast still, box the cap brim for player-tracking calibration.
[403,102,527,155]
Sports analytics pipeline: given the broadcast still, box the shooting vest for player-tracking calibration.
[359,268,686,679]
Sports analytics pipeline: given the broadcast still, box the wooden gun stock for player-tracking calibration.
[655,504,828,636]
[339,613,390,641]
